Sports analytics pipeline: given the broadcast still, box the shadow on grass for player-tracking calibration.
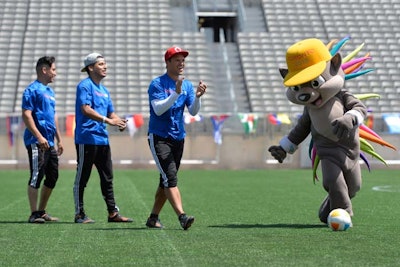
[87,227,149,231]
[86,226,183,231]
[208,223,326,229]
[0,221,181,231]
[0,221,33,224]
[0,221,76,224]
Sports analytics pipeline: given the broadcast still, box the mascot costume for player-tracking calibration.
[268,36,396,224]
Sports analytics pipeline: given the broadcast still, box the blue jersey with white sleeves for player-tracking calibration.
[22,80,57,146]
[148,73,195,140]
[74,77,114,145]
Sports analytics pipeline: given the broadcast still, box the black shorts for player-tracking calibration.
[27,144,59,189]
[148,133,184,188]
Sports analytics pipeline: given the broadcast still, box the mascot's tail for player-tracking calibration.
[310,36,397,183]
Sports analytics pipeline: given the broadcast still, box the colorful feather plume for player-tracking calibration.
[328,36,374,80]
[310,37,396,183]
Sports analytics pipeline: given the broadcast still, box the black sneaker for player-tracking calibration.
[28,212,45,224]
[39,210,59,222]
[146,217,164,229]
[108,212,133,223]
[179,214,194,230]
[75,213,95,224]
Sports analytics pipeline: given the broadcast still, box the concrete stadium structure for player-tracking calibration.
[1,0,399,169]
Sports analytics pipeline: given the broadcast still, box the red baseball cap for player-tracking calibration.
[164,46,189,61]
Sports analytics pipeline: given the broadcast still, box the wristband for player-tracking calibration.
[102,116,106,123]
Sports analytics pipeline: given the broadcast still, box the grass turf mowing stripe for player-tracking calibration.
[0,169,399,266]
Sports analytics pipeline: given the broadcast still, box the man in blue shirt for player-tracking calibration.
[73,53,133,223]
[22,56,64,223]
[146,46,207,230]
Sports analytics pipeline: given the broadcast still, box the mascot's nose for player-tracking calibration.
[298,94,311,102]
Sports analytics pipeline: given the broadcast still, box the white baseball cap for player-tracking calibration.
[81,52,103,72]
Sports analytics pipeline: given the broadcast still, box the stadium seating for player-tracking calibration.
[0,0,399,117]
[239,0,400,114]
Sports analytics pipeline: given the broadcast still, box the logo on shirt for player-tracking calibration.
[95,91,108,97]
[165,89,186,95]
[44,93,55,102]
[165,89,174,94]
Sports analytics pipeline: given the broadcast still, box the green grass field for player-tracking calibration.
[1,168,399,266]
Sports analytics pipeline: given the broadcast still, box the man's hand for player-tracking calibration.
[196,80,207,98]
[118,119,128,132]
[37,136,50,151]
[107,117,128,130]
[57,142,64,156]
[175,76,184,94]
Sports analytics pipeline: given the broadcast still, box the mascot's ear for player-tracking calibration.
[279,68,288,79]
[330,53,342,75]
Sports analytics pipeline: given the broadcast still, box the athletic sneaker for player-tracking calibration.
[75,214,95,224]
[40,211,59,222]
[108,212,133,223]
[146,217,164,229]
[28,212,45,224]
[179,214,194,230]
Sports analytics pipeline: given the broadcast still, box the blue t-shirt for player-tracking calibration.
[148,73,195,140]
[75,77,114,145]
[22,80,57,147]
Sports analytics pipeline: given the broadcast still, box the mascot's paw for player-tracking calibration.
[268,146,287,163]
[331,114,356,139]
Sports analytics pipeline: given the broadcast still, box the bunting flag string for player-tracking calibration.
[65,114,75,137]
[6,115,22,147]
[210,115,229,145]
[126,114,144,137]
[184,113,202,124]
[238,113,258,134]
[382,113,400,134]
[268,113,291,125]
